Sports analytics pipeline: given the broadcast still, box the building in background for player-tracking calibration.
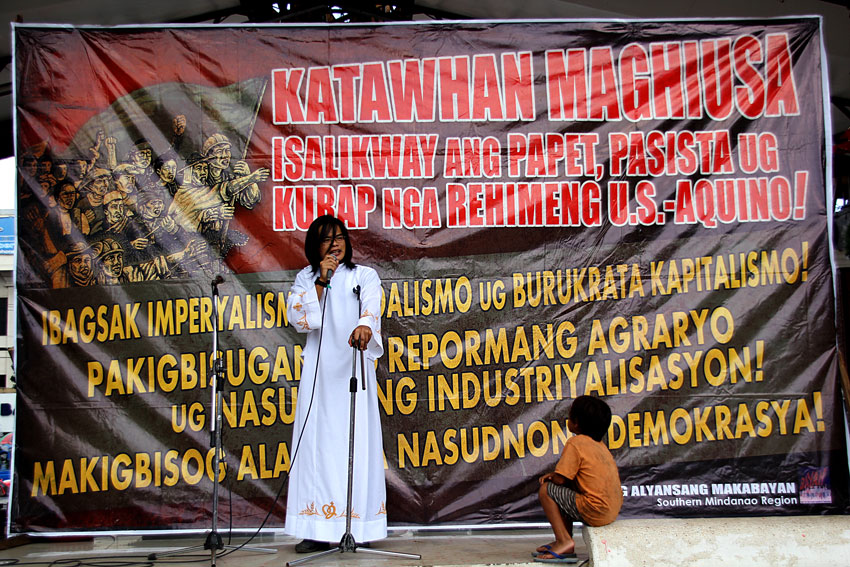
[0,212,13,436]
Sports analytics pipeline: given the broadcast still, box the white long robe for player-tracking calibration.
[284,263,387,543]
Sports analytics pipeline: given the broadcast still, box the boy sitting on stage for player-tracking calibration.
[534,395,622,564]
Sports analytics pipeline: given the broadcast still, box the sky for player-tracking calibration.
[0,157,13,210]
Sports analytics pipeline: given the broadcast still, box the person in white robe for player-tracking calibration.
[285,215,387,552]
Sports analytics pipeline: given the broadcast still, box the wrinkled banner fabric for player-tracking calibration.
[12,18,849,531]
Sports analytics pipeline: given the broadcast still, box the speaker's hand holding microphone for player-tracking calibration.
[321,252,339,281]
[316,252,339,293]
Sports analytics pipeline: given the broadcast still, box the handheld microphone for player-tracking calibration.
[325,252,339,282]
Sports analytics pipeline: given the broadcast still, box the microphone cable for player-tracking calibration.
[213,270,334,557]
[146,272,333,562]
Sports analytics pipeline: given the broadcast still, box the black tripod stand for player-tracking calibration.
[287,285,420,567]
[152,276,277,566]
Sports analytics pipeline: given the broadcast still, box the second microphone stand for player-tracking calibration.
[287,284,420,566]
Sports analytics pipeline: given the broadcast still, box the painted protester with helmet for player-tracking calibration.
[111,163,143,214]
[54,242,96,288]
[200,133,269,253]
[202,132,268,209]
[169,152,225,236]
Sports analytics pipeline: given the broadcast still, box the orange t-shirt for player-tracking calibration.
[554,434,622,526]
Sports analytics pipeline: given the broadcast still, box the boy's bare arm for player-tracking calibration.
[539,472,568,485]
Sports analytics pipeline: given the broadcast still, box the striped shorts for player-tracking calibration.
[547,481,582,523]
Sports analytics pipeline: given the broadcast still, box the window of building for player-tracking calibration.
[0,297,6,337]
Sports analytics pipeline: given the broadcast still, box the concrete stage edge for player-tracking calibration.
[1,517,849,567]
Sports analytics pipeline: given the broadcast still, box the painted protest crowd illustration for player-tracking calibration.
[18,114,270,288]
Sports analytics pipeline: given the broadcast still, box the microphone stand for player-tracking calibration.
[288,285,420,566]
[151,277,277,566]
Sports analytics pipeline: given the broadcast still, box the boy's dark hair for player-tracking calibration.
[569,395,612,442]
[304,215,355,274]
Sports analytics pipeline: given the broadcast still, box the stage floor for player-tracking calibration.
[0,528,588,567]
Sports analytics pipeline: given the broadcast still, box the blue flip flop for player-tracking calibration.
[533,545,578,559]
[533,549,578,564]
[531,544,552,557]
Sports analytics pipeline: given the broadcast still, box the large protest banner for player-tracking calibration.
[11,18,849,532]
